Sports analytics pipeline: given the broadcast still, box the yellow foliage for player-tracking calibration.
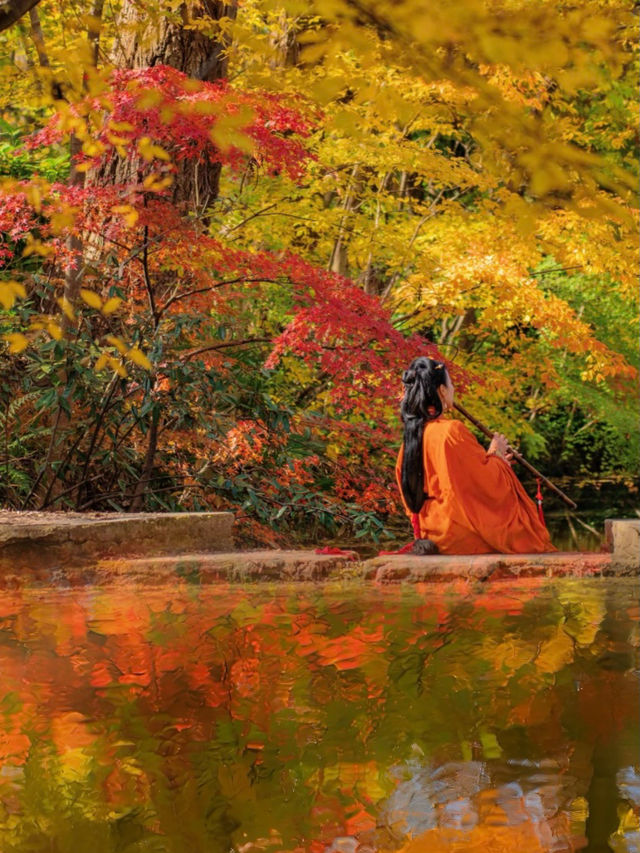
[109,357,128,378]
[47,321,63,341]
[56,297,76,322]
[0,280,26,310]
[106,335,129,356]
[49,207,79,234]
[111,204,140,227]
[142,174,174,191]
[137,136,171,162]
[535,627,574,673]
[94,353,110,372]
[80,289,103,310]
[3,332,29,353]
[482,636,533,674]
[101,297,123,315]
[127,347,153,370]
[557,583,606,646]
[210,106,256,154]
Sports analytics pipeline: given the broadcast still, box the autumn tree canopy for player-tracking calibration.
[0,0,637,544]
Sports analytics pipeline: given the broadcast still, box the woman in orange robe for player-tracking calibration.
[395,356,555,555]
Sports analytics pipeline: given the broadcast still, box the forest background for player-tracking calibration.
[0,0,637,550]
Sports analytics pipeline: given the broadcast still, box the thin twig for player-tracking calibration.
[158,278,279,320]
[180,337,272,362]
[142,224,159,329]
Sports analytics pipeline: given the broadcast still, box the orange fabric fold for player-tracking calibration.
[395,418,556,555]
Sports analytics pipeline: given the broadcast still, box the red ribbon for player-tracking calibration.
[378,540,416,556]
[377,512,421,556]
[535,477,546,526]
[314,546,357,557]
[411,512,421,539]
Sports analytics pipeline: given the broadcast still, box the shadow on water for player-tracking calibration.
[0,577,638,852]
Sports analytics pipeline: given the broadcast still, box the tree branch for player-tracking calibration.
[142,224,159,329]
[158,277,279,320]
[180,337,272,362]
[0,0,41,33]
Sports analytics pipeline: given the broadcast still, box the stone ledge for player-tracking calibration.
[0,512,638,585]
[605,518,640,570]
[2,549,627,589]
[0,549,359,588]
[361,551,615,583]
[0,511,234,569]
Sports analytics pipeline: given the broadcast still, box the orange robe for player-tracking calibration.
[395,418,556,555]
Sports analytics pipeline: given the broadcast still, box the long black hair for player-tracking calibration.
[400,356,448,514]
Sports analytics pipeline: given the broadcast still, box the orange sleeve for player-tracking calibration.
[428,420,554,553]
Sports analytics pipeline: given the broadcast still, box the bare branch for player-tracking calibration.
[180,337,272,362]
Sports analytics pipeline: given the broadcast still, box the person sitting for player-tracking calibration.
[395,356,556,555]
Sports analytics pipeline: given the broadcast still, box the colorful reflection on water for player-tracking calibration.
[0,578,638,852]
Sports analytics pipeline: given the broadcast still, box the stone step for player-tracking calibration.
[361,551,613,583]
[0,513,637,586]
[0,548,623,588]
[0,511,234,570]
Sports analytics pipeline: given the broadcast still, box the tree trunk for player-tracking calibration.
[101,0,237,212]
[129,410,159,512]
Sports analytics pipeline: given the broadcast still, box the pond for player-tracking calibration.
[0,577,638,853]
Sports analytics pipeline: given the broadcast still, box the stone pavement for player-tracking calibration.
[0,512,637,587]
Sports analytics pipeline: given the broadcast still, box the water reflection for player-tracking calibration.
[0,578,637,852]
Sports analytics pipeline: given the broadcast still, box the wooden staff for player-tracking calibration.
[453,402,578,509]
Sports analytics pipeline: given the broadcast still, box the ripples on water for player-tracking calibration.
[0,578,638,852]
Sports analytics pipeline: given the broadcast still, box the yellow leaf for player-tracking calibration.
[94,353,109,371]
[21,237,53,258]
[82,139,106,158]
[80,289,103,309]
[109,356,128,378]
[210,126,255,155]
[189,100,222,116]
[210,106,256,153]
[49,208,78,234]
[3,332,29,353]
[112,204,140,227]
[108,120,135,133]
[56,297,76,321]
[102,296,123,315]
[47,321,63,340]
[311,76,347,105]
[25,184,42,213]
[135,89,164,109]
[106,133,131,148]
[143,174,173,192]
[0,280,26,310]
[106,335,129,356]
[138,136,171,162]
[127,347,152,370]
[123,210,139,227]
[329,109,360,135]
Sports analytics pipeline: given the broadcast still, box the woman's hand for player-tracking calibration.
[488,432,514,464]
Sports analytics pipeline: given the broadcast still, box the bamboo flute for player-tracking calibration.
[453,402,578,510]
